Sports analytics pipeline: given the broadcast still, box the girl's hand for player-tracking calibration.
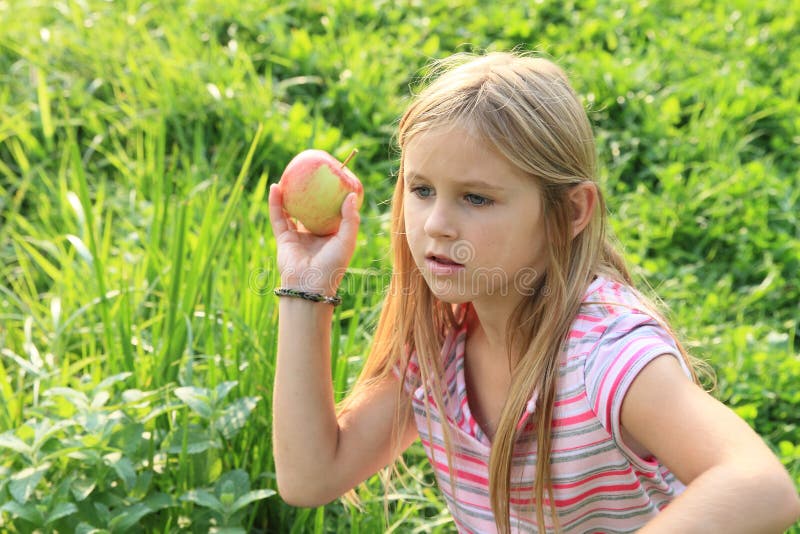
[268,183,361,296]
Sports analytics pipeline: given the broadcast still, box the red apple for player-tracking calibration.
[278,149,364,236]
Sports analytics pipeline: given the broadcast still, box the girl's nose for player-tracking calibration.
[423,200,458,239]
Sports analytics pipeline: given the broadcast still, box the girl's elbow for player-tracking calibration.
[779,490,800,531]
[767,466,800,528]
[279,490,332,509]
[276,474,339,508]
[783,483,800,526]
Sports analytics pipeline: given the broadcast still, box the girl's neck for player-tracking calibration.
[466,300,513,356]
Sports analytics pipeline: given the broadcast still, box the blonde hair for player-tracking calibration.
[339,51,700,533]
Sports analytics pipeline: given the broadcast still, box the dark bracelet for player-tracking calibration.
[273,287,342,306]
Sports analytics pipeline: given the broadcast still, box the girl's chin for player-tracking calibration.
[430,293,472,305]
[421,278,473,304]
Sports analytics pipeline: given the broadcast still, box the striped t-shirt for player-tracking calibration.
[399,277,692,533]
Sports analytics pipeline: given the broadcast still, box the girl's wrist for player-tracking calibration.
[274,287,342,306]
[279,271,339,297]
[279,280,338,297]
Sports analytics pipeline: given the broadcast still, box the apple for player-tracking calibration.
[278,149,364,236]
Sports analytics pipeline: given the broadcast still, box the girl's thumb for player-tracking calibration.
[337,193,361,241]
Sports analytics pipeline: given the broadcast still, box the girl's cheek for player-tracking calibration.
[403,204,422,229]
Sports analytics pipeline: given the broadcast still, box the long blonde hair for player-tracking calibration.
[339,51,699,533]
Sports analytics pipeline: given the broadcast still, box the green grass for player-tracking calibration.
[1,0,798,532]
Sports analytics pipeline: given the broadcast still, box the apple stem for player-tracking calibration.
[340,148,358,169]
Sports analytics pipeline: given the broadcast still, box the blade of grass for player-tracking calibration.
[155,124,263,385]
[68,128,115,370]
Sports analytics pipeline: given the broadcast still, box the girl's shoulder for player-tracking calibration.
[567,275,692,381]
[576,276,660,330]
[568,276,678,361]
[568,278,692,439]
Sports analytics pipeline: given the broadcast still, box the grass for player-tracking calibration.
[0,0,798,532]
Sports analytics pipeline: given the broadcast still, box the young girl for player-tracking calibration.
[268,52,800,533]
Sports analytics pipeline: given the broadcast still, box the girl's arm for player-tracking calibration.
[621,355,800,533]
[272,297,417,506]
[268,184,417,507]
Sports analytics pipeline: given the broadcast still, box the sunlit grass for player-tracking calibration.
[1,0,798,532]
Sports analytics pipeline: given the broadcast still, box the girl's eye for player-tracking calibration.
[465,193,493,207]
[411,185,433,198]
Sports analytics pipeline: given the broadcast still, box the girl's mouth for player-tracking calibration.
[425,254,465,275]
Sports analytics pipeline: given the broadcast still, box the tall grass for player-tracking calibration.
[1,0,798,532]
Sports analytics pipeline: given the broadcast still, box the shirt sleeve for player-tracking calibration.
[584,313,692,465]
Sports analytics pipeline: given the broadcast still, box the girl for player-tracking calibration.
[269,52,800,533]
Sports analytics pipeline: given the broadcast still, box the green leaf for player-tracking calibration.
[1,347,45,376]
[95,372,132,391]
[75,523,109,534]
[174,386,213,418]
[144,492,173,510]
[46,501,78,524]
[220,486,236,508]
[105,453,137,491]
[0,466,10,493]
[90,390,111,409]
[0,431,31,456]
[44,387,90,412]
[32,418,75,450]
[229,489,276,514]
[93,501,111,525]
[71,476,96,501]
[130,470,154,500]
[108,493,172,532]
[207,455,223,482]
[214,396,260,440]
[68,447,102,464]
[181,488,222,512]
[221,479,235,499]
[1,500,44,524]
[215,469,250,498]
[120,388,152,405]
[163,426,220,454]
[213,381,238,403]
[9,462,50,504]
[110,421,144,458]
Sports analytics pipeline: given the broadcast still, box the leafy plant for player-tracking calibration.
[1,0,798,532]
[181,469,276,532]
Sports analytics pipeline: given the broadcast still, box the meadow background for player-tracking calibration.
[1,0,798,532]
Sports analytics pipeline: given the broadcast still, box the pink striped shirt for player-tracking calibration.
[399,277,691,533]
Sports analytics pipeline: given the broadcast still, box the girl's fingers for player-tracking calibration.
[336,193,361,252]
[268,184,292,236]
[271,186,359,273]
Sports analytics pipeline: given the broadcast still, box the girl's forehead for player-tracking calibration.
[403,126,483,167]
[404,117,480,144]
[402,126,532,189]
[403,120,486,156]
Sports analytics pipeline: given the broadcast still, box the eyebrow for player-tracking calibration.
[404,171,506,192]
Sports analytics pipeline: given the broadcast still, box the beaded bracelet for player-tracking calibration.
[273,287,342,306]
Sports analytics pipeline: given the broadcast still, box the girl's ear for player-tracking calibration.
[568,182,598,238]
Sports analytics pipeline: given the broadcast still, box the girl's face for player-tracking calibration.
[402,125,549,310]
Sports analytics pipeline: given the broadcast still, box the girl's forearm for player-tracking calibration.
[272,297,341,504]
[641,464,800,533]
